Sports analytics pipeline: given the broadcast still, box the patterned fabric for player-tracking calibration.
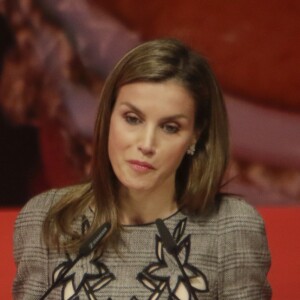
[13,185,271,299]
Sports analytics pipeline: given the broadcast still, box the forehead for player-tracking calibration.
[115,80,195,114]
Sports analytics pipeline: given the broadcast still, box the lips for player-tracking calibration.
[128,160,155,171]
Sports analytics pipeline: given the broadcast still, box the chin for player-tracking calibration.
[122,180,154,192]
[126,184,153,192]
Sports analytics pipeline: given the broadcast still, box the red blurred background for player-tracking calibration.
[1,0,299,299]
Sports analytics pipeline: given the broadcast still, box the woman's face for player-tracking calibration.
[108,80,198,193]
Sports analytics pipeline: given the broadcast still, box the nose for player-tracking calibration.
[138,125,156,156]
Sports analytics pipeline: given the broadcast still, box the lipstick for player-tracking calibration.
[128,160,155,172]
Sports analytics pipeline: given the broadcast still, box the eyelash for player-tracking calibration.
[123,113,180,134]
[161,124,180,134]
[124,114,141,125]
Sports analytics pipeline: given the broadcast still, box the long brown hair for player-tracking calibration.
[44,38,229,252]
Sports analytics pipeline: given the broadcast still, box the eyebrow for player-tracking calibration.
[120,101,190,121]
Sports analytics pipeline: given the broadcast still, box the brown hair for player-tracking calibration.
[44,38,229,252]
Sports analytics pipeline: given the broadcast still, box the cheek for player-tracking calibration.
[163,141,189,169]
[108,119,128,161]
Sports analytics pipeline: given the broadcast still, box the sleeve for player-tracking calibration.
[217,198,272,299]
[13,190,57,300]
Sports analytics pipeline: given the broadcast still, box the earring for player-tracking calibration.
[187,144,196,156]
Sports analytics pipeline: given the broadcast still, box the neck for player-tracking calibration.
[118,186,178,225]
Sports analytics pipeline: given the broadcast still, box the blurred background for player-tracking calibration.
[0,0,299,207]
[1,1,300,299]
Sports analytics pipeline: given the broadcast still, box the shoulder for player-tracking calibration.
[15,183,89,227]
[215,198,272,298]
[13,183,91,297]
[218,196,260,216]
[217,196,265,232]
[13,183,90,257]
[215,196,270,261]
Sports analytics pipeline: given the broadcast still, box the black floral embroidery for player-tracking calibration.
[52,217,115,299]
[137,218,209,299]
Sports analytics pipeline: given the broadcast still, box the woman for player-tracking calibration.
[13,39,271,299]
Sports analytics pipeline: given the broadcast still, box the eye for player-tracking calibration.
[124,113,141,125]
[162,123,180,134]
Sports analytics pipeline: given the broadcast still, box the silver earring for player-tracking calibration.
[187,144,196,156]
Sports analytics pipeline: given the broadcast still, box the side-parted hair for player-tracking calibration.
[43,38,229,252]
